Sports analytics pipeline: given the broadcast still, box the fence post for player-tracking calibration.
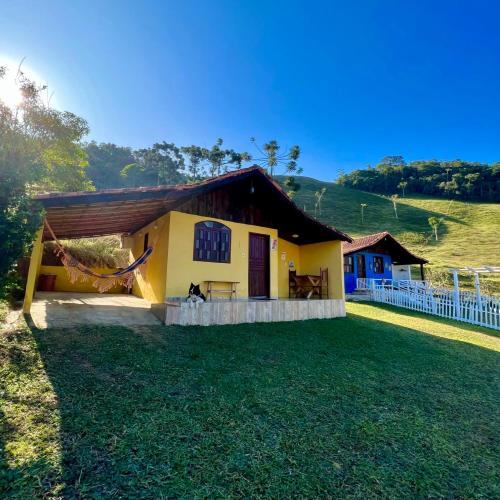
[452,270,461,320]
[474,272,482,324]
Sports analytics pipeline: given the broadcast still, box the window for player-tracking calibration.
[344,255,354,273]
[193,221,231,263]
[373,256,384,274]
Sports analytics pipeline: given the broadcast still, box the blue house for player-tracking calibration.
[342,232,427,293]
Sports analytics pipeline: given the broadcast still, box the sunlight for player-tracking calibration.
[0,56,45,109]
[0,73,23,108]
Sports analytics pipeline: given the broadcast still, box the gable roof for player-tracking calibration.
[36,166,352,244]
[343,231,428,265]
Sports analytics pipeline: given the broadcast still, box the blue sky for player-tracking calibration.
[1,0,499,179]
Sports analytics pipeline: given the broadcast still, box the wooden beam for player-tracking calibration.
[23,228,43,314]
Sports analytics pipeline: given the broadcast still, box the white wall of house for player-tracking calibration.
[392,264,411,282]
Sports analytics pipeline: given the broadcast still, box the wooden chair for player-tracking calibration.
[320,267,328,299]
[289,270,297,298]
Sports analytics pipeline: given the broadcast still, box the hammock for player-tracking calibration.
[44,219,155,293]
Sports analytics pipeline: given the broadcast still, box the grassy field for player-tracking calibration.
[1,304,498,498]
[285,176,500,290]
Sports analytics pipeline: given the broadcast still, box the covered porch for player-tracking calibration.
[30,292,160,329]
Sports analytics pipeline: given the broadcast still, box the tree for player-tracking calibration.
[85,142,135,189]
[428,216,443,241]
[390,194,399,219]
[314,187,327,216]
[380,155,406,167]
[398,180,408,197]
[464,173,480,199]
[251,138,302,196]
[121,142,185,186]
[0,62,92,288]
[181,144,208,182]
[206,138,251,177]
[360,203,368,224]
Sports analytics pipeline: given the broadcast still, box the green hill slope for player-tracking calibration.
[281,176,500,291]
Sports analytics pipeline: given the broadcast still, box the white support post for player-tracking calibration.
[474,272,482,308]
[452,270,461,319]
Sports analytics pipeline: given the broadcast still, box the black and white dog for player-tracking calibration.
[187,283,206,307]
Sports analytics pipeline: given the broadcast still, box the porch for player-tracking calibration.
[159,297,346,326]
[30,292,160,329]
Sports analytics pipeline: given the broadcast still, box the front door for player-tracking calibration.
[357,254,366,279]
[249,233,270,298]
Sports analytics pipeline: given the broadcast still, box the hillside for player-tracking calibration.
[281,176,500,291]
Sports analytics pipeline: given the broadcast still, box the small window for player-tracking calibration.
[344,255,354,273]
[143,233,149,252]
[193,221,231,263]
[373,256,384,274]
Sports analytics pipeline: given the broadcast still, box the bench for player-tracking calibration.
[204,281,239,301]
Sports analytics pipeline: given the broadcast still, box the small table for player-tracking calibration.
[204,281,239,301]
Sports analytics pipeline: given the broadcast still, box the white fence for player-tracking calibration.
[371,280,500,331]
[356,278,394,289]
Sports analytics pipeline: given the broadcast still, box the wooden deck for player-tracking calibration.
[154,298,346,326]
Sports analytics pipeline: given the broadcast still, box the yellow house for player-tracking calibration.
[24,167,352,325]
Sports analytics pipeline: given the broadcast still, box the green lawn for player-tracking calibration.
[1,304,499,498]
[283,176,500,291]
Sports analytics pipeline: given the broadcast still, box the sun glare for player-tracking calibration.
[0,74,23,108]
[0,57,45,109]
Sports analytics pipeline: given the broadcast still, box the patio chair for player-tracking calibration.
[320,267,328,299]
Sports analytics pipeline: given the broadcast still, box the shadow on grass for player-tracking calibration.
[350,301,500,341]
[2,314,499,497]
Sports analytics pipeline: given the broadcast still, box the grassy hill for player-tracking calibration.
[280,176,500,292]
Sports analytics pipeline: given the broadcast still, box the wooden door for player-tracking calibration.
[249,233,270,298]
[357,254,366,279]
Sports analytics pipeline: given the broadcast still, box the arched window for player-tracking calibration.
[193,221,231,263]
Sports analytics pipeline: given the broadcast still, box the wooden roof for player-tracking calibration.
[36,166,351,245]
[343,231,428,265]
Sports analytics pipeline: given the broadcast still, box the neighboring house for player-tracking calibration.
[24,166,352,325]
[343,232,427,293]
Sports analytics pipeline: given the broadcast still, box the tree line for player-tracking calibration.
[85,138,301,191]
[337,156,500,202]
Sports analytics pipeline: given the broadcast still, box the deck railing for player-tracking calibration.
[356,278,395,290]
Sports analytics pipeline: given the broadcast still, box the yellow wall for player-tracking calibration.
[277,238,301,298]
[164,211,279,300]
[128,210,345,304]
[129,213,170,303]
[37,265,125,294]
[299,240,345,300]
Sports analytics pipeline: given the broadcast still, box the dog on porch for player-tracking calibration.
[187,283,206,307]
